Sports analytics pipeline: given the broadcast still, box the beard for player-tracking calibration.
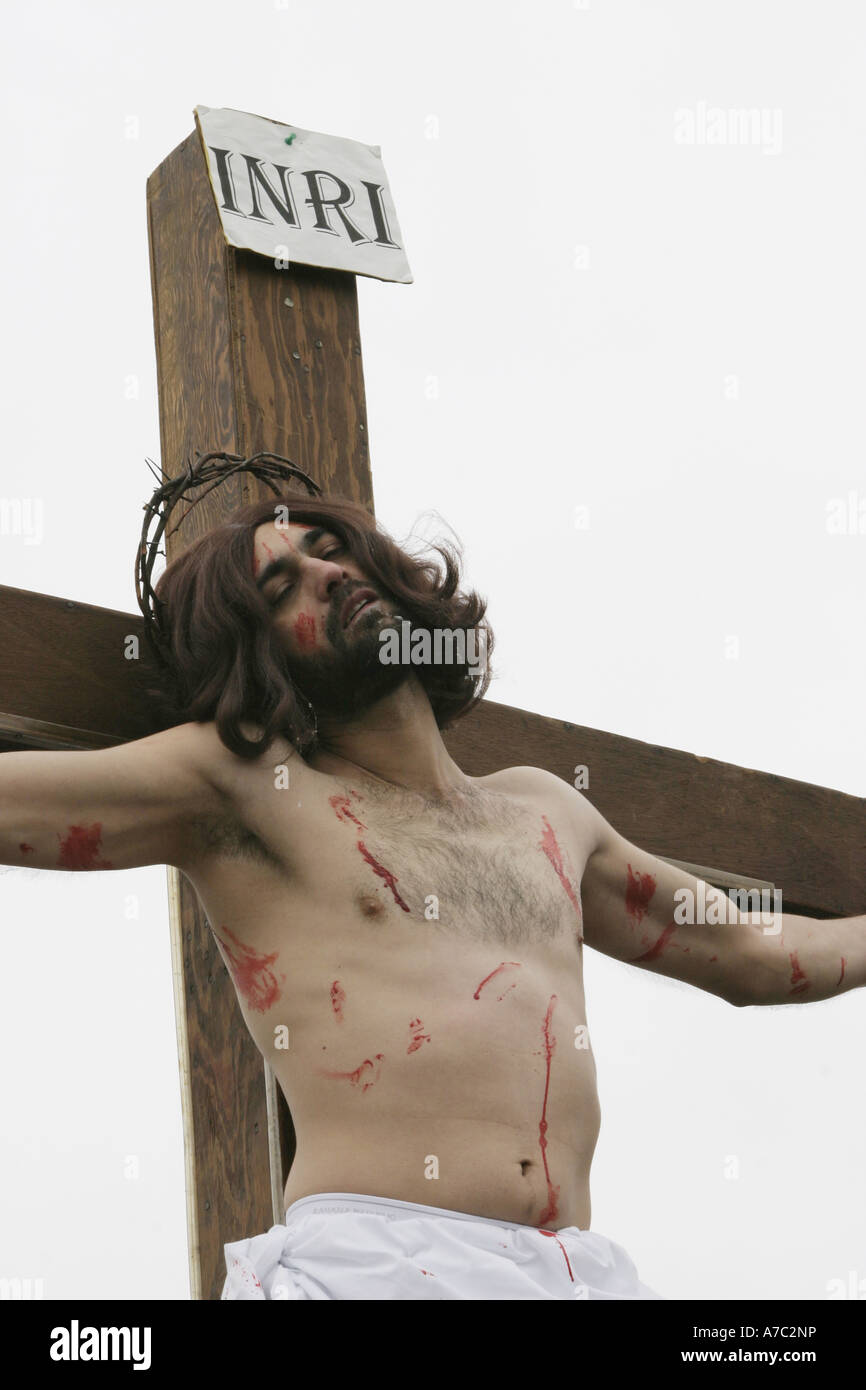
[285,594,416,725]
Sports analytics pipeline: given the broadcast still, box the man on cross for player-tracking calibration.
[3,489,862,1300]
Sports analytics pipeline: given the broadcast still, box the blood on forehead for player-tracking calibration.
[252,522,317,579]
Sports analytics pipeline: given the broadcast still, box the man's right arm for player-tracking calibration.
[0,720,232,874]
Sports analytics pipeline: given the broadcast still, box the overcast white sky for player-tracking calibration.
[1,0,864,1302]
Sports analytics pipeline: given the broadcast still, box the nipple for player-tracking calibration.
[357,892,386,918]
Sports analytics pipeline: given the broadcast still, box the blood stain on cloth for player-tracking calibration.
[536,995,560,1227]
[473,962,522,1000]
[789,951,810,996]
[212,924,285,1012]
[56,823,112,870]
[317,1054,385,1092]
[330,980,346,1022]
[407,1018,431,1053]
[539,1229,575,1282]
[625,863,657,927]
[229,1255,262,1293]
[329,793,410,912]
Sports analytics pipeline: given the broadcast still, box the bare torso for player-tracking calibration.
[183,735,601,1230]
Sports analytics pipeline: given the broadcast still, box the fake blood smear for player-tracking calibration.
[56,824,112,870]
[539,1229,575,1282]
[625,863,657,926]
[407,1018,431,1054]
[293,612,316,649]
[536,995,560,1227]
[318,1054,384,1093]
[253,539,277,579]
[330,980,346,1022]
[212,925,284,1012]
[789,951,809,996]
[539,817,582,927]
[634,921,677,962]
[473,961,522,1001]
[229,1255,262,1293]
[19,843,35,855]
[356,843,411,912]
[838,956,847,986]
[329,793,410,913]
[329,794,365,832]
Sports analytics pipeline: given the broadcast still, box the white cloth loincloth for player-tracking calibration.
[220,1192,662,1300]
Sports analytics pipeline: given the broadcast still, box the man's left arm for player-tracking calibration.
[570,787,865,1007]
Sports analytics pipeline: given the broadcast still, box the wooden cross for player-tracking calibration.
[1,121,863,1301]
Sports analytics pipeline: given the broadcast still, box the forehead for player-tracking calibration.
[251,519,330,581]
[253,519,318,551]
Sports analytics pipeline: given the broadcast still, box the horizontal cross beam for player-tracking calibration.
[1,583,859,919]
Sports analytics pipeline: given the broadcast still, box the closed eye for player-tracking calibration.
[271,543,345,605]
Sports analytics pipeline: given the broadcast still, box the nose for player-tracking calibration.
[313,556,354,609]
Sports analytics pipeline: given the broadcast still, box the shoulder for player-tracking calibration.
[483,764,606,844]
[484,763,579,800]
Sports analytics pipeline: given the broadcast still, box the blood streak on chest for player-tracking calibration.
[330,980,346,1022]
[293,612,316,649]
[19,843,35,854]
[625,863,657,927]
[212,924,285,1013]
[472,961,522,1001]
[538,817,582,934]
[317,1054,385,1092]
[328,793,410,913]
[56,823,113,870]
[837,956,847,986]
[407,1017,431,1053]
[789,951,810,995]
[536,994,560,1228]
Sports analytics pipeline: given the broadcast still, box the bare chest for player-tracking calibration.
[207,773,587,950]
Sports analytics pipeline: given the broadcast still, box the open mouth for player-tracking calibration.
[341,588,379,628]
[347,597,377,626]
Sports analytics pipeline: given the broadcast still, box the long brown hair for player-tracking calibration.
[145,490,494,759]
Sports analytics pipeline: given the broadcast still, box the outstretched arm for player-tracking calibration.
[575,790,865,1007]
[0,720,230,874]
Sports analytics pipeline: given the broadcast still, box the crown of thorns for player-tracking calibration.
[135,449,323,661]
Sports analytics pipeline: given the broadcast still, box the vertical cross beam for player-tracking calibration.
[147,125,374,1298]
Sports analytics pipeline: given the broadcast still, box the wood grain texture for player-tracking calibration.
[0,585,161,742]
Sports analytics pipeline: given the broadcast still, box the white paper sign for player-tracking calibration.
[193,105,412,284]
